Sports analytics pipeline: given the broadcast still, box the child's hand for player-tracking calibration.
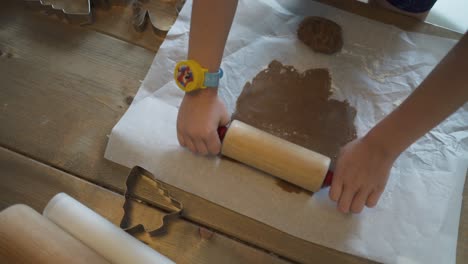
[177,89,230,155]
[329,136,397,214]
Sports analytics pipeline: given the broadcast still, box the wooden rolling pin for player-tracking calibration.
[218,120,334,192]
[0,204,109,264]
[43,193,175,264]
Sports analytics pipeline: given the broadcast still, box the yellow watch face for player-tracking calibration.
[174,60,204,92]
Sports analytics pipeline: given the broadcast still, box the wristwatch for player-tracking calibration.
[174,60,223,92]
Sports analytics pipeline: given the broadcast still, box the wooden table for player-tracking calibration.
[0,0,466,263]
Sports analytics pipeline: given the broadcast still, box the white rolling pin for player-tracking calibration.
[43,193,175,264]
[0,204,110,264]
[219,120,334,192]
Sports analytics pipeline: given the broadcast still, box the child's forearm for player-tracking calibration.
[366,33,468,158]
[177,0,237,156]
[188,0,238,74]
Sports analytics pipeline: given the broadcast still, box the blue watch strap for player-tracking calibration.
[204,68,223,88]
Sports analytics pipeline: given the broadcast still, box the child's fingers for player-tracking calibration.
[337,185,356,213]
[350,188,370,214]
[185,137,198,154]
[329,176,343,202]
[177,131,186,147]
[366,189,383,208]
[329,157,345,201]
[194,138,209,155]
[206,131,222,155]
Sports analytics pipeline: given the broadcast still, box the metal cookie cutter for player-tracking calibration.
[132,0,185,33]
[24,0,93,25]
[120,166,183,236]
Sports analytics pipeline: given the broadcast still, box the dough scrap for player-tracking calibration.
[233,60,356,166]
[297,16,343,54]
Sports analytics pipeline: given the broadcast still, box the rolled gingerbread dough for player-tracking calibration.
[233,60,357,167]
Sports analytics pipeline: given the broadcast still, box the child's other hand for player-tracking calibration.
[329,136,397,213]
[177,89,230,155]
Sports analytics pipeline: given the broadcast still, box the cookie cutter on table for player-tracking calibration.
[24,0,93,25]
[131,0,186,33]
[120,166,183,236]
[24,0,186,33]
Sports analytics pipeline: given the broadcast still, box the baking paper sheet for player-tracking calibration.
[105,0,468,263]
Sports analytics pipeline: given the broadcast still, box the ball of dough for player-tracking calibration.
[297,16,343,54]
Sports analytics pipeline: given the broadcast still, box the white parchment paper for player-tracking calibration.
[105,0,468,263]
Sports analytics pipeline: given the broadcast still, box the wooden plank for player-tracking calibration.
[25,1,178,52]
[0,0,142,189]
[1,1,465,264]
[0,146,290,264]
[88,5,165,52]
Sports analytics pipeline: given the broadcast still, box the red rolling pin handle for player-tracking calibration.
[217,126,228,141]
[322,170,334,188]
[217,126,334,189]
